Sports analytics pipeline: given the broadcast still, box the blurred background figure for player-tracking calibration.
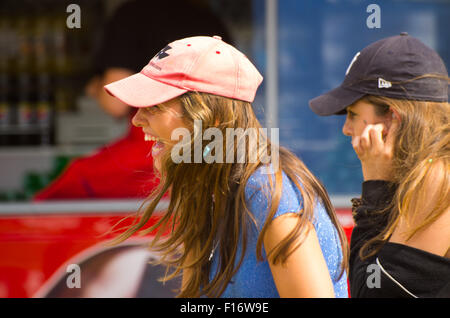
[33,0,231,200]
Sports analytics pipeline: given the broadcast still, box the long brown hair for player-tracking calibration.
[110,91,349,297]
[359,95,450,259]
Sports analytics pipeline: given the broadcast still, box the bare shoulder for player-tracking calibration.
[264,213,311,247]
[263,213,335,297]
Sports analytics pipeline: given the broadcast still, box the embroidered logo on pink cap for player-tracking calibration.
[104,36,263,107]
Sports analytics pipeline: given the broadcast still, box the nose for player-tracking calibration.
[132,109,145,128]
[342,116,353,137]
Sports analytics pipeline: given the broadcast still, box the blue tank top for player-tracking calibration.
[209,166,348,298]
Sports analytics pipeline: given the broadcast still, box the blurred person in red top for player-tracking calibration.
[34,0,230,200]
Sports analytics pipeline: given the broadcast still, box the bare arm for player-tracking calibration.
[264,213,335,297]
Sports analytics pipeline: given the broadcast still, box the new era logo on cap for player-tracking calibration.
[378,78,392,88]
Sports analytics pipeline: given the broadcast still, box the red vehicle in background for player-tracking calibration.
[0,199,354,298]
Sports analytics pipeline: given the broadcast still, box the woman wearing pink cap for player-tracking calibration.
[105,36,348,298]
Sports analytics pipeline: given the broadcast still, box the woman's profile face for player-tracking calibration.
[132,98,187,171]
[342,99,389,141]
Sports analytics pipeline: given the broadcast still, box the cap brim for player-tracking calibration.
[104,73,188,108]
[309,85,366,116]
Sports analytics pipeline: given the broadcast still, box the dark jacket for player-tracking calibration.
[349,180,450,298]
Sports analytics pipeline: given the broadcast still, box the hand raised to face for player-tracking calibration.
[352,118,399,181]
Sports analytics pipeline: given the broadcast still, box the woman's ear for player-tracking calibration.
[382,109,400,141]
[391,109,401,122]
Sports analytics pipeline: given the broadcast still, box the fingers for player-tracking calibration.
[352,135,362,157]
[359,124,371,150]
[353,124,385,158]
[357,124,382,149]
[369,124,384,151]
[351,120,397,181]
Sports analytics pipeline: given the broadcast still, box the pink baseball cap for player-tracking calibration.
[104,35,263,107]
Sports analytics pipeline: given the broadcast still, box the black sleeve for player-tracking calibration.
[348,180,396,297]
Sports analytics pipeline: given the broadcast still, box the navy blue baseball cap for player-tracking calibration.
[309,32,449,116]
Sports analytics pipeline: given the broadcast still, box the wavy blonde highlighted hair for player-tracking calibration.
[359,95,450,259]
[110,92,349,297]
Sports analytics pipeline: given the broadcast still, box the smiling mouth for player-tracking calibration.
[143,131,166,157]
[144,134,159,142]
[143,130,160,142]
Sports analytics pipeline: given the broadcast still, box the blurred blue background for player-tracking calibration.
[252,0,450,195]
